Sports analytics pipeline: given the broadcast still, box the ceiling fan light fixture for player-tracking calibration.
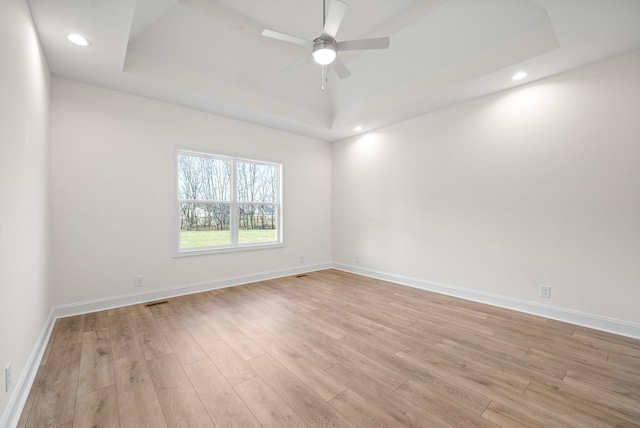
[66,33,91,46]
[512,71,528,81]
[312,39,337,65]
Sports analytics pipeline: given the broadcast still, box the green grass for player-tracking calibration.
[239,229,277,244]
[180,229,277,248]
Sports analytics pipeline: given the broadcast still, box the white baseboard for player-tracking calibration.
[332,263,640,340]
[53,262,331,319]
[0,309,56,428]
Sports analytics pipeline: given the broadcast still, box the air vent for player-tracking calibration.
[295,274,308,278]
[144,300,168,307]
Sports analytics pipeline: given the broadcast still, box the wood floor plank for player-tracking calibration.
[326,362,454,428]
[522,381,634,427]
[73,385,120,428]
[396,380,499,428]
[608,351,640,371]
[563,365,640,400]
[130,313,174,361]
[77,329,115,396]
[253,313,305,336]
[198,311,266,361]
[217,306,264,335]
[556,375,640,422]
[167,298,205,328]
[146,301,178,319]
[406,343,530,396]
[369,324,442,352]
[437,338,566,386]
[127,303,151,317]
[184,358,261,428]
[25,343,82,428]
[481,401,543,428]
[395,350,522,405]
[83,310,109,332]
[298,314,350,339]
[109,312,142,360]
[187,323,257,386]
[113,353,167,428]
[495,328,609,363]
[51,315,85,348]
[270,323,338,370]
[245,326,348,400]
[234,376,309,428]
[147,353,214,428]
[247,353,356,427]
[331,335,408,391]
[329,388,401,428]
[107,307,128,317]
[306,304,385,334]
[155,316,207,366]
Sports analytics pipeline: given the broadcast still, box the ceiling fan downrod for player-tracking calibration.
[323,0,326,27]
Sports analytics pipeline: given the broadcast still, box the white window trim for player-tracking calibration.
[174,147,284,257]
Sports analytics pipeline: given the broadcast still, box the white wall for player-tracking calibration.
[51,78,332,306]
[0,0,51,422]
[333,50,640,325]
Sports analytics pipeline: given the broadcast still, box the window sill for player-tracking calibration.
[174,242,285,257]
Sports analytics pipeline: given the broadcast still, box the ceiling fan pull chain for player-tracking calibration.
[321,65,326,91]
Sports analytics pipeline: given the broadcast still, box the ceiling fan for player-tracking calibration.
[261,0,390,86]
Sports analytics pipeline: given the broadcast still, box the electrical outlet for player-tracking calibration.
[134,276,144,287]
[356,256,360,264]
[540,285,551,298]
[299,255,305,263]
[5,363,11,392]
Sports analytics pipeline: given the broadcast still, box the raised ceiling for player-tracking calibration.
[28,0,640,141]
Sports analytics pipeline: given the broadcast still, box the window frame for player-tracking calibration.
[174,147,284,256]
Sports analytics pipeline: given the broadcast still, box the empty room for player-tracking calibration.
[2,0,640,427]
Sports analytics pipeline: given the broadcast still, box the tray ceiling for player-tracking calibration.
[28,0,640,141]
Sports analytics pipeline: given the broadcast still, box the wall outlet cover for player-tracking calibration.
[540,285,551,298]
[5,363,11,392]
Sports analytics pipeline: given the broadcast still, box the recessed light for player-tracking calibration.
[354,126,363,132]
[66,34,91,47]
[512,72,528,81]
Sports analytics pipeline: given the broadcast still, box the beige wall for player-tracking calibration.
[332,50,640,324]
[51,78,332,306]
[0,0,51,422]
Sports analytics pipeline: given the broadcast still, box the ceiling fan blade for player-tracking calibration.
[322,0,348,39]
[282,54,311,73]
[262,29,313,48]
[331,56,351,79]
[337,37,390,51]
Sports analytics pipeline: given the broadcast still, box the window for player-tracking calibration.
[176,149,282,254]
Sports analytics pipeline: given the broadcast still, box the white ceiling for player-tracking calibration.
[28,0,640,142]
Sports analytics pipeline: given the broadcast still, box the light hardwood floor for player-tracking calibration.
[17,269,640,427]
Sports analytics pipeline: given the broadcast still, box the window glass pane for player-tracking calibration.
[238,205,278,243]
[236,162,277,203]
[180,203,230,247]
[178,154,231,201]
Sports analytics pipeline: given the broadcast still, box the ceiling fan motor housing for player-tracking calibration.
[312,37,337,65]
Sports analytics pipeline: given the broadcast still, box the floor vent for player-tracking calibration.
[295,274,308,278]
[145,300,169,307]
